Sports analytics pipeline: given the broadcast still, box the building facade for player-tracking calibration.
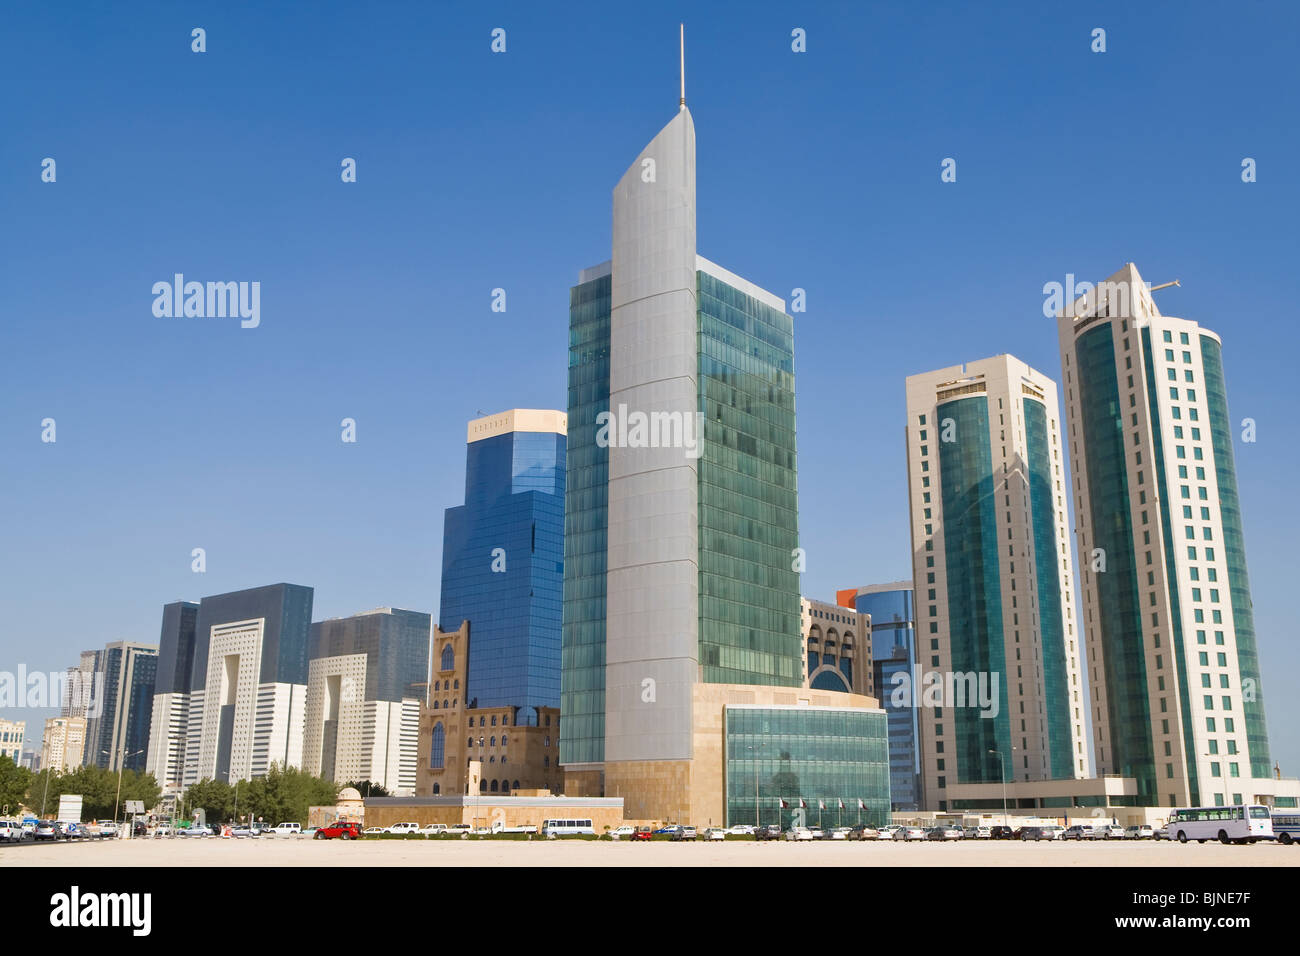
[559,90,886,825]
[801,597,873,698]
[418,622,564,797]
[0,719,24,763]
[82,642,158,773]
[303,607,428,796]
[845,582,922,811]
[905,355,1087,812]
[1057,263,1274,807]
[40,716,86,774]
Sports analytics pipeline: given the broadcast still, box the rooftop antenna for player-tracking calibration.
[679,23,686,110]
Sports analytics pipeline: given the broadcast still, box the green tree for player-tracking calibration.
[0,755,33,816]
[183,778,235,823]
[242,764,339,825]
[26,768,62,817]
[344,779,389,798]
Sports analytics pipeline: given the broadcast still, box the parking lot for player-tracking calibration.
[4,834,1298,867]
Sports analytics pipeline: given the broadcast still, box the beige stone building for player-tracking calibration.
[417,622,563,797]
[802,597,873,698]
[41,716,86,773]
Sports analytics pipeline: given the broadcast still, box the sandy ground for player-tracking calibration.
[5,836,1298,866]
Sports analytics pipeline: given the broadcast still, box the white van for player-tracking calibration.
[385,822,420,835]
[270,822,302,837]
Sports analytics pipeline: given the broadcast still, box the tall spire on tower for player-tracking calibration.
[679,23,686,110]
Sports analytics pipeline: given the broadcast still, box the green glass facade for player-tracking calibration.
[697,270,802,686]
[560,273,611,766]
[1200,335,1271,778]
[1075,324,1155,802]
[936,396,1011,783]
[1142,327,1201,805]
[1023,398,1073,780]
[724,707,890,827]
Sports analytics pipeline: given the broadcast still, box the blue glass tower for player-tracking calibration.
[439,410,566,726]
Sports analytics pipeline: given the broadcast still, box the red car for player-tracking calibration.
[315,821,363,840]
[631,827,654,841]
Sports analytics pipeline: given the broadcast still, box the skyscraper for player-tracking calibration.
[1057,263,1273,807]
[83,641,158,773]
[905,355,1086,812]
[438,409,567,723]
[180,583,314,787]
[145,600,198,793]
[561,65,887,826]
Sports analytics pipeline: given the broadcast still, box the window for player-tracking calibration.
[440,645,454,671]
[429,723,446,770]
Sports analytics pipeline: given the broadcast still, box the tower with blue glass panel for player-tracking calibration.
[439,410,566,726]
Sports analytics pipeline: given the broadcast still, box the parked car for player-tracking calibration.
[609,825,637,838]
[848,825,879,841]
[226,824,253,838]
[270,822,302,837]
[178,824,209,837]
[1154,826,1170,841]
[806,827,826,840]
[754,824,782,841]
[704,827,727,841]
[966,825,993,839]
[894,826,927,841]
[670,826,698,842]
[418,824,449,836]
[631,826,655,841]
[784,827,815,841]
[726,824,755,836]
[385,822,420,835]
[1063,825,1094,841]
[928,824,964,841]
[0,820,25,842]
[316,820,362,840]
[94,820,119,839]
[153,823,172,838]
[1125,824,1155,840]
[134,821,149,837]
[1094,824,1125,840]
[34,820,59,841]
[1021,825,1066,841]
[876,826,900,840]
[826,827,851,841]
[653,825,681,836]
[363,827,385,835]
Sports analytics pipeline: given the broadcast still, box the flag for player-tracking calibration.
[799,798,807,809]
[818,799,826,810]
[838,798,845,810]
[858,798,865,810]
[779,798,787,809]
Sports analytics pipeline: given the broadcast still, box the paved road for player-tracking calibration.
[5,836,1299,867]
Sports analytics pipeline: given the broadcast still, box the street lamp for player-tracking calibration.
[988,750,1008,827]
[103,748,145,827]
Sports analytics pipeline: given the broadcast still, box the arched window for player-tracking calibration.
[489,755,496,764]
[490,736,496,747]
[501,734,508,748]
[433,783,440,795]
[454,679,459,689]
[491,716,497,726]
[513,780,520,791]
[490,780,498,792]
[434,680,440,691]
[467,737,473,748]
[440,644,454,672]
[544,756,550,768]
[429,723,445,770]
[501,756,507,765]
[479,779,487,793]
[432,700,439,710]
[443,699,449,709]
[479,716,486,727]
[500,780,509,794]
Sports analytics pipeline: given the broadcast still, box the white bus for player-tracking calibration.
[1167,805,1273,845]
[1271,811,1300,846]
[540,818,595,836]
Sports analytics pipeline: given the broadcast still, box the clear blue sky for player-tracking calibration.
[3,2,1297,775]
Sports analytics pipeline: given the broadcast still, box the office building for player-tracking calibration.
[842,583,922,811]
[304,607,429,796]
[145,601,199,793]
[41,716,86,774]
[560,67,889,825]
[905,355,1087,812]
[1057,263,1277,807]
[439,409,567,722]
[82,641,158,773]
[180,583,314,787]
